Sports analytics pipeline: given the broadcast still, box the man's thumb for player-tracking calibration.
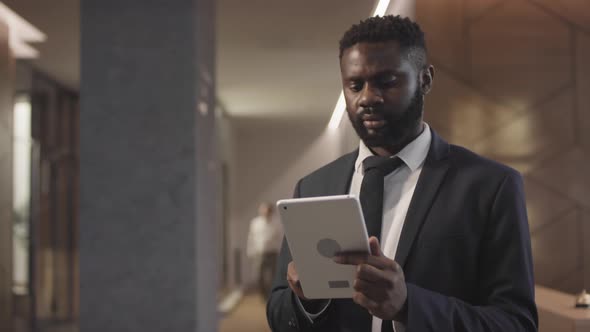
[369,236,383,256]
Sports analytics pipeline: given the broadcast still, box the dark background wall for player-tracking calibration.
[417,0,590,293]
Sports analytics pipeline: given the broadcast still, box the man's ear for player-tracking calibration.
[421,65,435,95]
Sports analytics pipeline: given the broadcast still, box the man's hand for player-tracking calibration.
[287,261,307,300]
[333,236,407,321]
[288,261,332,314]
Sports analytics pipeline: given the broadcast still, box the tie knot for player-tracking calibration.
[363,156,403,176]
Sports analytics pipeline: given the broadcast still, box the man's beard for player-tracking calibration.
[349,88,424,148]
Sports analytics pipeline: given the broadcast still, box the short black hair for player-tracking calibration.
[339,15,428,68]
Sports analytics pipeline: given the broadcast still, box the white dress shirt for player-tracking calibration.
[296,124,432,332]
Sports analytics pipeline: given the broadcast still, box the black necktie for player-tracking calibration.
[359,156,403,332]
[381,319,394,332]
[360,156,403,241]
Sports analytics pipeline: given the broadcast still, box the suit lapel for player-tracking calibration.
[326,150,358,195]
[395,129,451,268]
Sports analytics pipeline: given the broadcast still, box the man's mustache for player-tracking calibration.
[356,108,404,122]
[357,108,385,118]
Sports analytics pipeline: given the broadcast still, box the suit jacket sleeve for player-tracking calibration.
[266,179,336,332]
[404,171,538,331]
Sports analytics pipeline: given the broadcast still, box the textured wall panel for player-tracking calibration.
[529,148,590,210]
[470,0,571,109]
[524,176,576,233]
[424,70,518,149]
[473,90,575,173]
[532,0,590,31]
[531,209,581,286]
[417,0,590,293]
[416,0,469,79]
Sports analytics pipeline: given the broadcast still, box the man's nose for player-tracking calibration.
[359,84,384,108]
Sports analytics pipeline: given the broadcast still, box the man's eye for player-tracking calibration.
[381,77,398,87]
[349,82,363,92]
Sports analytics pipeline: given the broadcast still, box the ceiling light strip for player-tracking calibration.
[0,2,46,58]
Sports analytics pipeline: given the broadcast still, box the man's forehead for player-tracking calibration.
[343,41,402,57]
[340,41,411,74]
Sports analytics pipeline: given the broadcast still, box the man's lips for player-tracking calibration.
[361,114,386,129]
[363,120,386,129]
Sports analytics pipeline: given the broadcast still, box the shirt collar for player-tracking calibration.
[354,123,432,174]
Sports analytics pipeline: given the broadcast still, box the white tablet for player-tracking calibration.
[277,195,370,299]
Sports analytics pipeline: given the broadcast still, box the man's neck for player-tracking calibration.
[370,122,425,157]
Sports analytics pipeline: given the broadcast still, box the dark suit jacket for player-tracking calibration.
[266,129,538,332]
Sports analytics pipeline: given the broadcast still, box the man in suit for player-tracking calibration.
[266,15,538,332]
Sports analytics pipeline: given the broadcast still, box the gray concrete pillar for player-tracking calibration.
[80,0,217,331]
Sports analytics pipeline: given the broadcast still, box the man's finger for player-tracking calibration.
[334,254,393,270]
[352,291,379,312]
[332,252,369,265]
[287,277,307,299]
[288,279,302,292]
[369,236,383,256]
[288,261,297,274]
[353,278,387,301]
[287,262,300,281]
[287,261,308,300]
[356,263,390,283]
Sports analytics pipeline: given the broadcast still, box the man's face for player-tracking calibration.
[340,41,424,148]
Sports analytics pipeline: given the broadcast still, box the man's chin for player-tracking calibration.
[354,126,402,148]
[361,130,408,149]
[361,135,389,148]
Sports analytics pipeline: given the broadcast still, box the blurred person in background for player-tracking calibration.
[247,202,283,301]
